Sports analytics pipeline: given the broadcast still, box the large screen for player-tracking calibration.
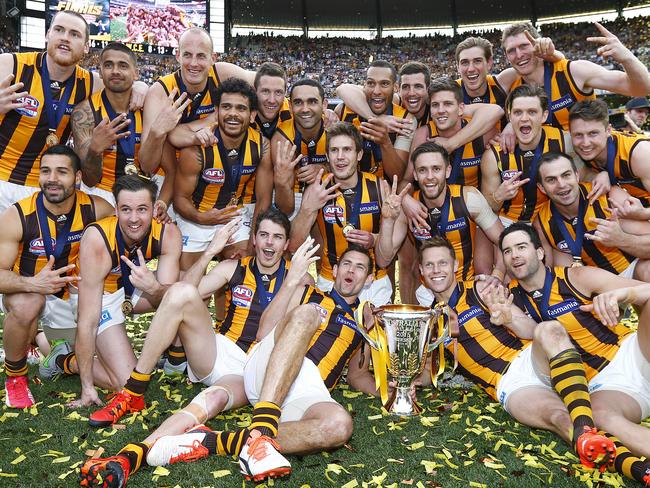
[47,0,111,41]
[47,0,206,54]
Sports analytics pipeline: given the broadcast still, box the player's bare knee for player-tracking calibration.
[534,320,571,353]
[163,282,201,307]
[634,259,650,282]
[289,304,321,329]
[547,407,572,435]
[4,293,45,324]
[319,409,353,446]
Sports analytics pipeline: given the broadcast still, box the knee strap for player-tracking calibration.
[189,384,234,416]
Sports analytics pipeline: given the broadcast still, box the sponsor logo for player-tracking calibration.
[15,95,40,118]
[110,264,121,274]
[323,204,344,224]
[202,167,225,184]
[547,299,580,317]
[501,170,519,180]
[63,104,75,115]
[195,106,215,116]
[181,235,189,247]
[412,227,432,240]
[100,309,112,325]
[499,390,506,404]
[458,306,484,326]
[312,303,329,323]
[460,157,481,168]
[335,313,357,330]
[444,218,467,231]
[550,94,574,112]
[557,240,570,252]
[242,166,257,175]
[359,202,380,214]
[28,231,83,255]
[231,285,254,308]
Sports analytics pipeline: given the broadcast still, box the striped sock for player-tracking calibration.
[55,352,77,375]
[117,442,150,474]
[604,433,650,482]
[166,345,186,366]
[123,369,151,397]
[5,357,28,377]
[549,348,593,446]
[213,402,282,457]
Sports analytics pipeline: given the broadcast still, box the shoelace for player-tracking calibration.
[169,440,209,464]
[101,393,130,418]
[247,435,281,462]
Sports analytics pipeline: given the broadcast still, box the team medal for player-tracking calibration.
[572,256,584,267]
[228,193,239,207]
[122,299,133,316]
[343,223,355,236]
[124,159,139,175]
[46,130,59,147]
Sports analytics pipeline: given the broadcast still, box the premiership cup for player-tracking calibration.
[374,304,448,416]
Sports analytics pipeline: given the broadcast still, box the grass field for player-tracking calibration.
[0,312,641,487]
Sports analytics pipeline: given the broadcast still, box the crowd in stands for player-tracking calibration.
[1,15,648,97]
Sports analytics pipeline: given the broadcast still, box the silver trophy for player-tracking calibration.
[374,304,448,416]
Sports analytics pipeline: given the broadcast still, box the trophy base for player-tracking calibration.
[384,386,422,416]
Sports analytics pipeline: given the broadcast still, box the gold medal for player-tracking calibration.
[124,162,139,176]
[46,131,59,147]
[228,194,239,207]
[342,223,355,236]
[572,256,584,267]
[121,299,133,316]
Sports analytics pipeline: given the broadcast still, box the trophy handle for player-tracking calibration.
[354,301,381,350]
[427,304,450,352]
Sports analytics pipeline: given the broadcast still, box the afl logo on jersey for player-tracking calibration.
[311,303,329,323]
[501,170,519,180]
[323,205,344,224]
[412,227,432,240]
[15,95,40,118]
[202,168,225,184]
[232,285,254,308]
[28,238,52,255]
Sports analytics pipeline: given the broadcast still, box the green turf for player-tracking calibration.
[0,312,638,487]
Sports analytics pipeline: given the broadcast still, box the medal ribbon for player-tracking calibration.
[253,257,286,305]
[293,121,325,167]
[426,188,451,237]
[215,128,247,205]
[334,174,364,231]
[604,136,618,186]
[177,71,210,123]
[551,186,587,261]
[101,91,136,165]
[447,120,468,184]
[514,131,545,211]
[462,82,488,105]
[41,53,75,137]
[115,225,150,301]
[518,267,554,322]
[35,192,74,260]
[542,61,555,125]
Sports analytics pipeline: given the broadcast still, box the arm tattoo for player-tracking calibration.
[72,102,102,185]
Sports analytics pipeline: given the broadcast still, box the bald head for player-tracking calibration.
[178,27,213,53]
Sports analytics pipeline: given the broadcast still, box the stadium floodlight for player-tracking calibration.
[8,6,21,18]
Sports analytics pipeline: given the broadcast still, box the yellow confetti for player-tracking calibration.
[11,454,26,465]
[406,441,424,451]
[33,434,53,444]
[420,460,441,474]
[52,456,71,463]
[0,473,18,477]
[152,466,170,476]
[469,483,487,488]
[367,414,383,421]
[342,390,363,398]
[341,480,358,488]
[211,470,231,478]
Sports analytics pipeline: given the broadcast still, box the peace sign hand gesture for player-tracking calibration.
[587,22,632,63]
[120,248,157,295]
[380,175,411,221]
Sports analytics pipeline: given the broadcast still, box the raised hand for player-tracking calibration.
[153,88,191,136]
[301,169,342,212]
[586,171,611,204]
[200,205,241,225]
[585,211,626,247]
[493,171,530,203]
[286,236,320,286]
[274,139,303,182]
[0,74,28,115]
[580,288,629,327]
[360,118,391,146]
[120,248,157,294]
[526,31,557,61]
[90,114,132,154]
[402,193,429,230]
[587,22,633,63]
[205,217,242,257]
[482,282,514,326]
[609,194,650,221]
[153,200,172,224]
[380,175,411,221]
[31,256,79,294]
[378,114,414,136]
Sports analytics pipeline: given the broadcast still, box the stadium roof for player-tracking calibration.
[231,0,649,31]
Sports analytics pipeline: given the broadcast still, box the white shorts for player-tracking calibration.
[96,288,142,335]
[415,284,434,307]
[271,191,302,221]
[498,216,532,228]
[0,293,76,330]
[496,344,553,414]
[589,333,650,419]
[150,174,177,221]
[244,328,337,422]
[175,203,254,252]
[619,258,639,279]
[0,180,38,213]
[79,182,115,207]
[316,274,392,307]
[187,333,247,386]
